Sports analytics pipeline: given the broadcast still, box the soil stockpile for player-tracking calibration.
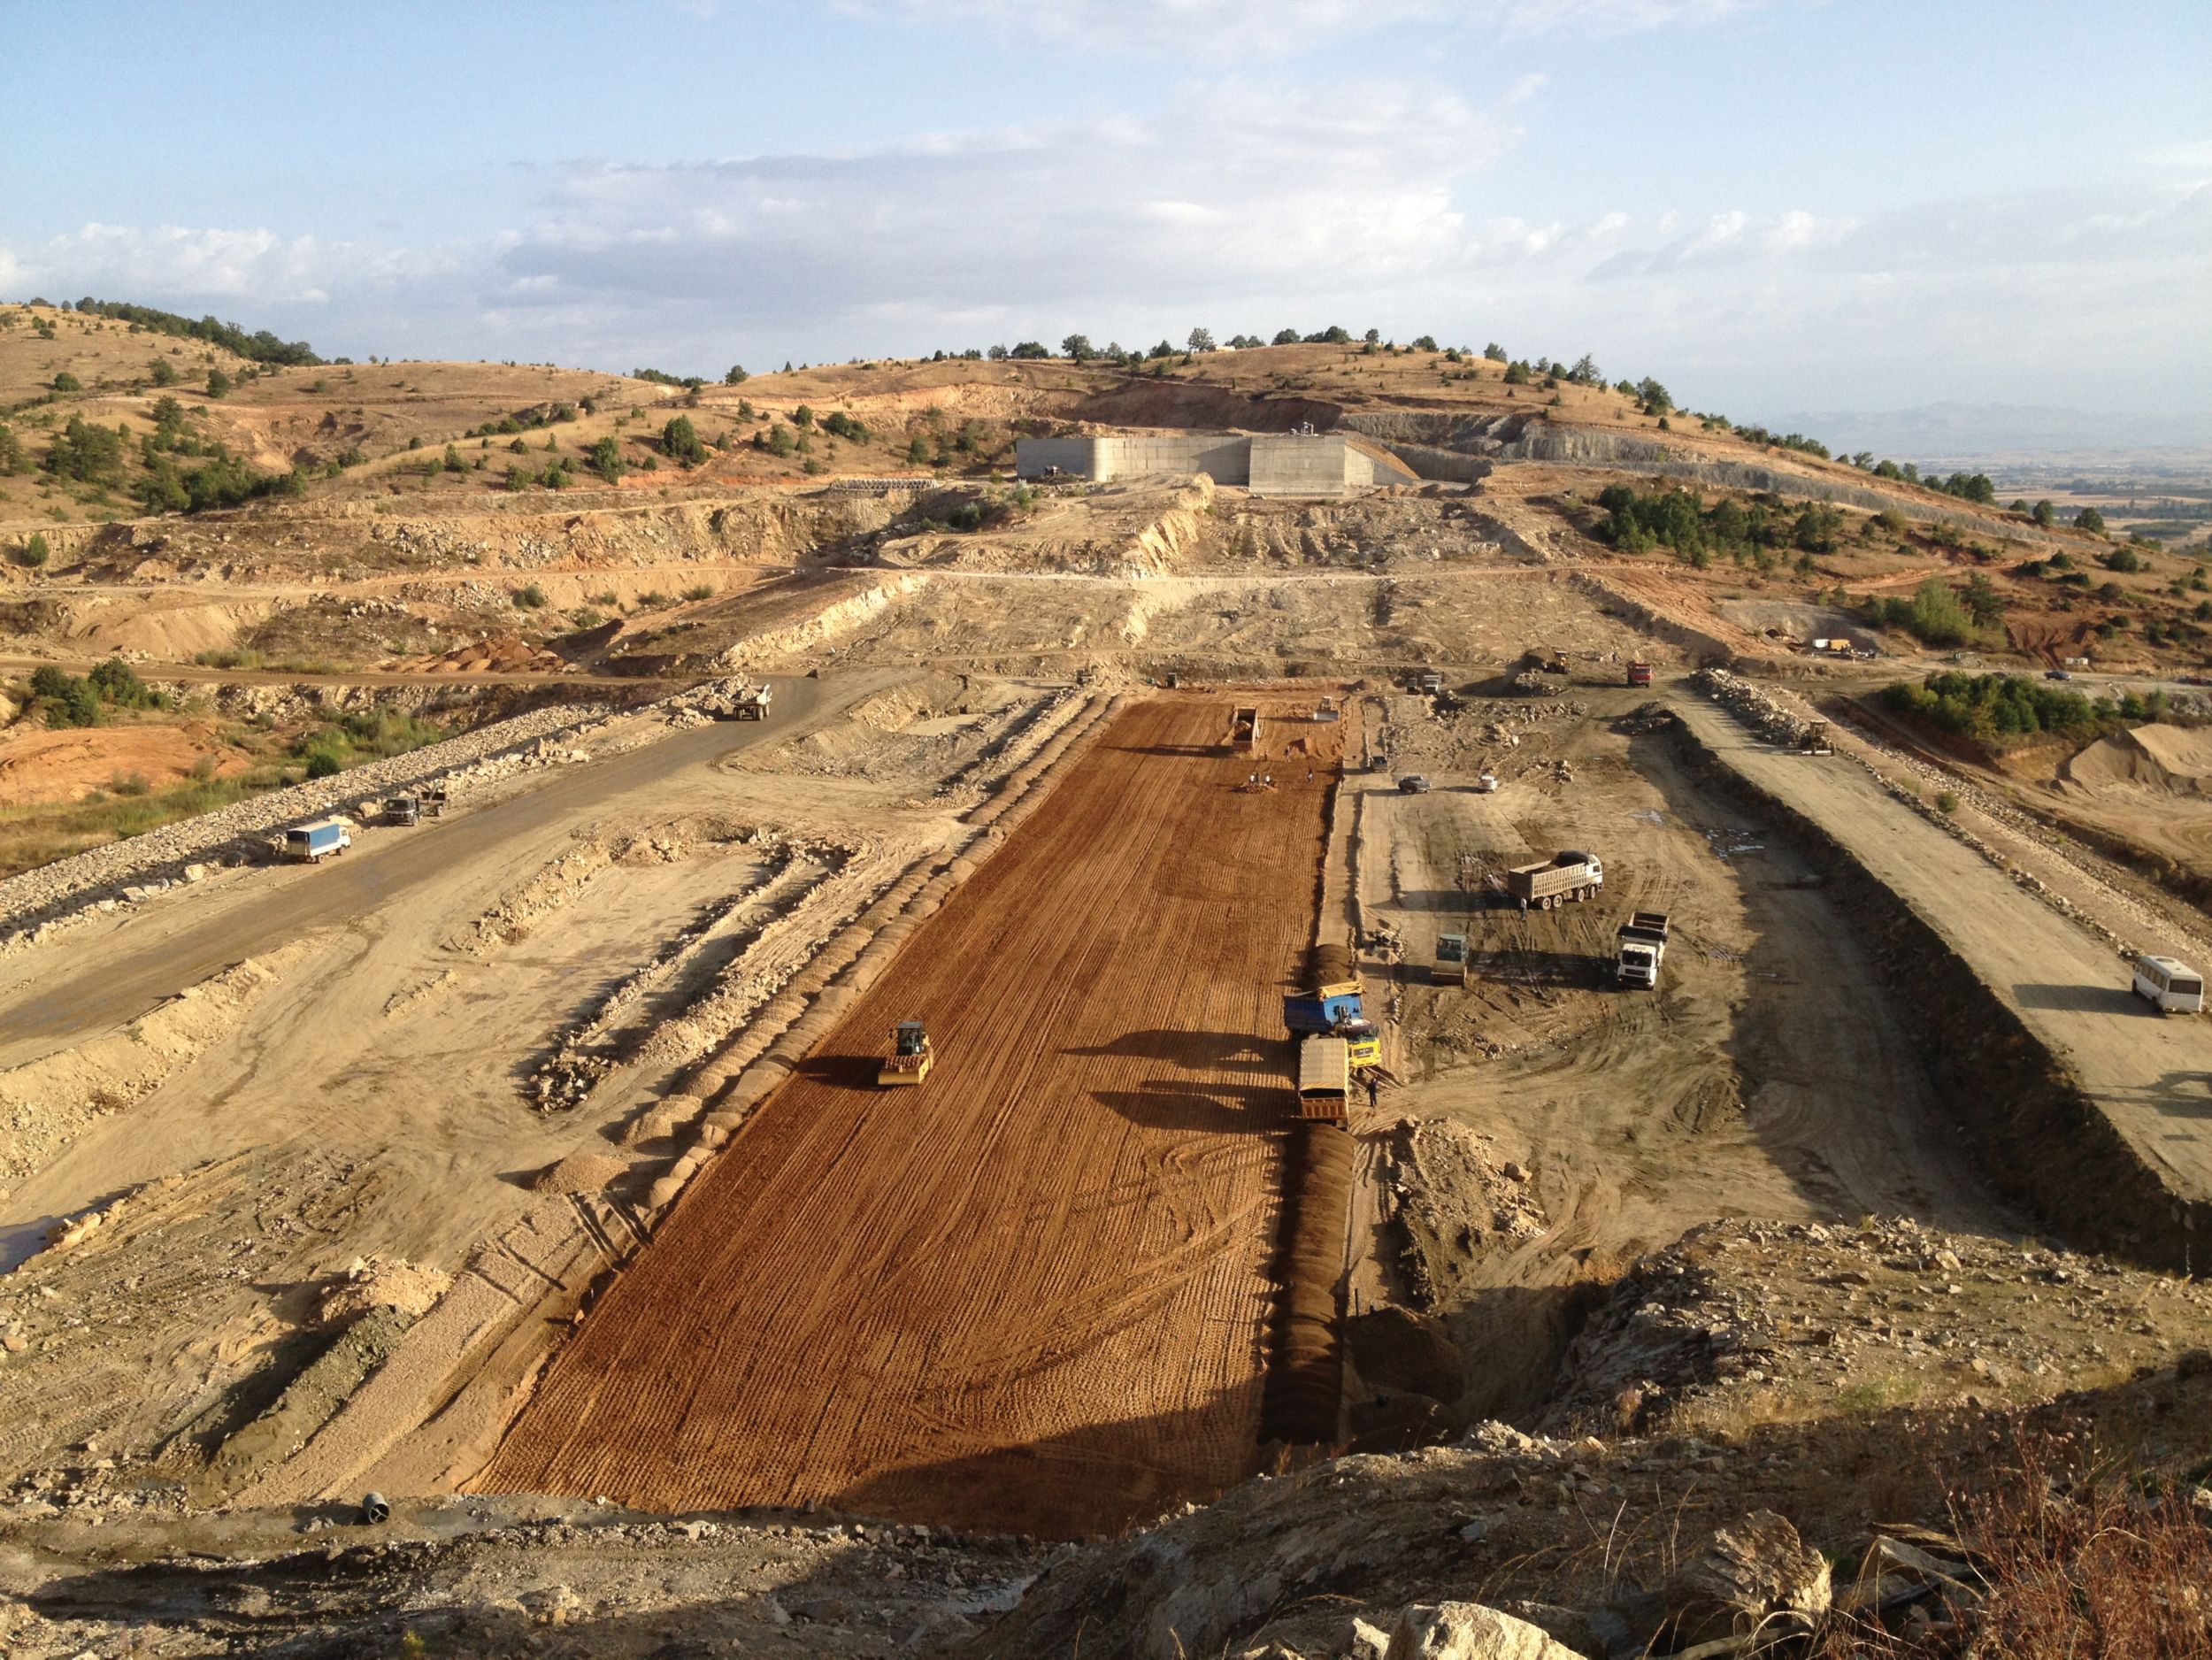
[480,696,1339,1535]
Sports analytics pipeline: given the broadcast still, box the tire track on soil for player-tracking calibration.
[478,697,1335,1535]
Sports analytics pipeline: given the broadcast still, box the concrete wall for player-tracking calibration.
[1017,433,1374,497]
[1250,434,1361,496]
[1016,438,1102,480]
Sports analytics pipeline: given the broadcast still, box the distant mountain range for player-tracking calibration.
[1760,403,2212,466]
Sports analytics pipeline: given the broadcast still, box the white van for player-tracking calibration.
[2131,955,2204,1015]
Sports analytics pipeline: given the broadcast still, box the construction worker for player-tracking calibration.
[1364,1072,1380,1111]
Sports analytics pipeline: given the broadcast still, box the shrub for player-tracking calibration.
[1934,790,1959,814]
[680,583,715,602]
[588,436,624,482]
[1882,671,2107,744]
[50,371,81,393]
[150,357,179,387]
[514,584,548,609]
[662,415,707,466]
[2076,505,2107,534]
[2104,545,2141,574]
[205,367,231,399]
[88,657,156,708]
[32,667,102,729]
[18,532,49,568]
[1870,576,1977,646]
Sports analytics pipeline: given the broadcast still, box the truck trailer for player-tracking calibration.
[283,818,351,864]
[1506,850,1604,911]
[1231,706,1262,754]
[1615,911,1671,989]
[1294,1035,1351,1121]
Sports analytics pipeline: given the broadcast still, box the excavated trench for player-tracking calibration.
[1671,720,2212,1272]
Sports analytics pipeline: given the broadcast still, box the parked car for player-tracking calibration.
[2045,669,2072,680]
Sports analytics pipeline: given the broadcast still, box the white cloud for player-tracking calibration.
[493,78,1519,330]
[4,95,2204,420]
[832,0,1763,55]
[8,223,457,307]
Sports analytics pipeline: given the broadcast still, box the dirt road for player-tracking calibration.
[479,698,1335,1537]
[1672,691,2212,1208]
[0,675,840,1054]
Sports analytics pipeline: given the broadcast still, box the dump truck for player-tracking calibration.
[1283,943,1381,1068]
[1798,720,1833,755]
[284,818,351,864]
[385,795,421,827]
[732,683,773,720]
[1627,660,1654,687]
[1413,671,1445,695]
[878,1019,933,1087]
[1506,849,1604,911]
[1294,1034,1351,1122]
[1231,705,1262,754]
[1615,911,1671,989]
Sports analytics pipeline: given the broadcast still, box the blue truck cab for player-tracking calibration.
[1283,980,1363,1035]
[284,818,352,864]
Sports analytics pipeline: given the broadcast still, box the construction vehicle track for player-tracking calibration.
[478,697,1340,1535]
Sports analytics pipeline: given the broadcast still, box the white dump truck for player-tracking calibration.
[1506,850,1604,911]
[1615,911,1671,989]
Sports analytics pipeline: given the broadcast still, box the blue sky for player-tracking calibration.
[4,1,2206,430]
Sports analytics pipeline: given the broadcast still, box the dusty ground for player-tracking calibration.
[1340,686,2016,1430]
[0,667,1085,1501]
[7,325,2212,1656]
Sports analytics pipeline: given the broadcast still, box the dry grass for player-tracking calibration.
[1816,1432,2212,1658]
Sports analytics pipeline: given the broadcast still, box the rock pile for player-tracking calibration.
[1540,1216,2212,1439]
[1694,665,1824,749]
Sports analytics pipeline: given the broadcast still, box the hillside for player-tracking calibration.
[3,305,2212,1659]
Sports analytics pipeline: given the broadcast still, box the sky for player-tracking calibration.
[2,0,2207,434]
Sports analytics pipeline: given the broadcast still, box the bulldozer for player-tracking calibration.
[878,1019,933,1087]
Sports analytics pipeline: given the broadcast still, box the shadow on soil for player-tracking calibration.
[1068,1028,1279,1073]
[822,1384,1271,1539]
[1092,1083,1290,1133]
[2011,981,2152,1017]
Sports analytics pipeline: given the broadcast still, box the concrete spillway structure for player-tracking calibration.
[1015,432,1393,497]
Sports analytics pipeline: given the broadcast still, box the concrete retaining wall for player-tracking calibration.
[1015,434,1374,496]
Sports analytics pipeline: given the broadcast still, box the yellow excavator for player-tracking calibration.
[878,1018,933,1087]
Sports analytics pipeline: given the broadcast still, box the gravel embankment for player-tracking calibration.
[0,700,615,948]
